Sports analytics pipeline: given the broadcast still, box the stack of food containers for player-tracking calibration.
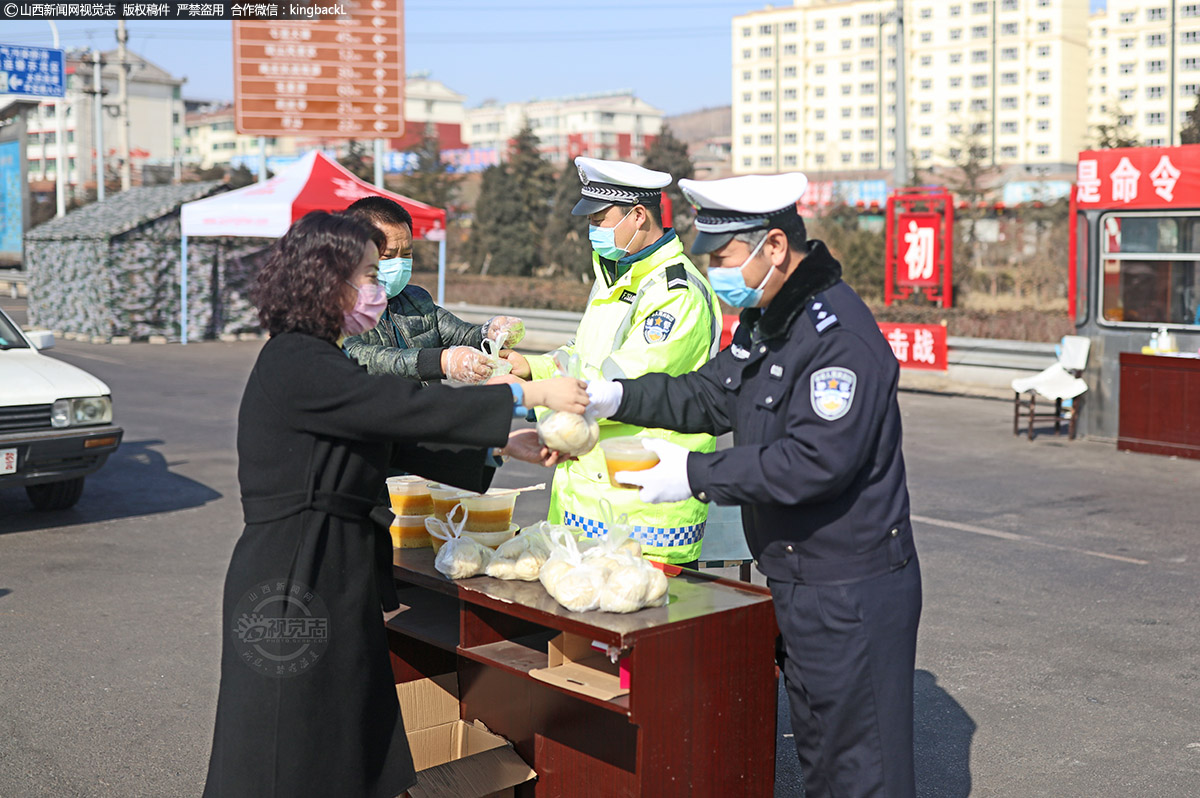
[386,476,436,549]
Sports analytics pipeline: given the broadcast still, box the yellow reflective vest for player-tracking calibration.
[525,230,721,564]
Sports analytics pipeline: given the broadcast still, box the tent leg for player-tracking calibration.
[180,234,188,345]
[437,238,446,306]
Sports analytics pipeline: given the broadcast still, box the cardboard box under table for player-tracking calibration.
[384,548,779,798]
[397,673,536,798]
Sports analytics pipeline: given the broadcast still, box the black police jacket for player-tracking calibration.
[614,240,915,575]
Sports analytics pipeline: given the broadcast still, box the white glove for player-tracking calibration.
[615,438,693,504]
[443,346,495,384]
[484,316,526,347]
[585,379,624,420]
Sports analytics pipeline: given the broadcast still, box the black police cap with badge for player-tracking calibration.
[678,173,809,254]
[572,156,671,217]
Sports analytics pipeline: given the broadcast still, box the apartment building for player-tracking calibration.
[1088,1,1200,148]
[24,48,185,192]
[463,90,664,166]
[732,0,1089,176]
[183,103,306,171]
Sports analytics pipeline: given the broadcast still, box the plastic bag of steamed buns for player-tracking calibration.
[427,512,492,580]
[537,410,600,458]
[539,526,668,614]
[485,522,555,581]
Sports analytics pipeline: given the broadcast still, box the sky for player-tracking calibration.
[3,0,1111,117]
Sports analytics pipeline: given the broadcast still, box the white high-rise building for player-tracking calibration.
[1087,1,1200,148]
[732,0,1090,176]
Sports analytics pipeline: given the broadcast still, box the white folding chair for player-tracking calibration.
[1012,335,1090,440]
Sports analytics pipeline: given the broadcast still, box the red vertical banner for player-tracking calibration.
[895,213,941,286]
[885,187,954,307]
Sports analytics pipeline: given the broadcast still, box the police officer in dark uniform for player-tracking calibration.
[585,172,922,798]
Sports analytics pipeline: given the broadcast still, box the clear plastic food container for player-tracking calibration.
[458,490,519,532]
[428,484,477,522]
[386,476,434,516]
[389,514,432,549]
[599,436,661,489]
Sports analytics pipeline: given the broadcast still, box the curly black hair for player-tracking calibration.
[253,211,386,341]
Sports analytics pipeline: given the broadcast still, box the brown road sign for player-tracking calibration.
[233,0,405,138]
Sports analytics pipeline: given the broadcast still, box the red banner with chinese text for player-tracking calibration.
[895,213,941,286]
[1074,146,1200,209]
[879,323,948,371]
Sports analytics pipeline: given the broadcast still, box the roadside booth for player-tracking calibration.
[179,151,446,343]
[1070,146,1200,458]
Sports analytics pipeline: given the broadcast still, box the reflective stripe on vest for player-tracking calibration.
[563,511,707,548]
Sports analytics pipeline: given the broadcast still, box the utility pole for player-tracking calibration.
[893,0,908,189]
[48,22,66,216]
[92,49,105,201]
[892,0,908,188]
[116,21,132,190]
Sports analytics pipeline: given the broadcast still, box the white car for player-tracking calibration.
[0,306,123,510]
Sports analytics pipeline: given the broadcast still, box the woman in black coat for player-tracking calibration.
[202,211,587,798]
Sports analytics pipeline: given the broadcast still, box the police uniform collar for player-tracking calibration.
[742,240,842,341]
[598,228,678,285]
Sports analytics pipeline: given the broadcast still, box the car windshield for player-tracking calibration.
[0,309,31,350]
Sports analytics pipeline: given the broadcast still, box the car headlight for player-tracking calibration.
[51,397,113,428]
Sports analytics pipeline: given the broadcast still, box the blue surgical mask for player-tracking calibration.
[588,208,640,261]
[707,236,773,308]
[378,256,412,298]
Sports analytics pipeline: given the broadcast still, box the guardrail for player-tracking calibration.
[446,302,1058,376]
[0,269,27,299]
[0,284,1059,378]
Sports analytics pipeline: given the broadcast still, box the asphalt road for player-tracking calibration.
[1,326,1198,797]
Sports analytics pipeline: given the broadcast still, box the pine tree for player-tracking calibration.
[339,140,374,181]
[1181,89,1200,145]
[399,129,459,210]
[642,124,696,245]
[542,163,594,279]
[465,123,555,276]
[1091,104,1140,149]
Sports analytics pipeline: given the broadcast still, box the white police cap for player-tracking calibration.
[679,173,809,254]
[573,156,671,216]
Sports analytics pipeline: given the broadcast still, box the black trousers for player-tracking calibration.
[766,557,922,798]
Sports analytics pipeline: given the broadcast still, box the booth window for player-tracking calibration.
[1075,213,1089,323]
[1099,213,1200,327]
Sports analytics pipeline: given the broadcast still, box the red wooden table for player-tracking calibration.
[386,548,779,797]
[1118,352,1200,460]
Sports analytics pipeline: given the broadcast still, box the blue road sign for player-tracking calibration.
[0,44,65,98]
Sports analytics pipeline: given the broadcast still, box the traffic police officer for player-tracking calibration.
[585,173,922,798]
[506,157,722,567]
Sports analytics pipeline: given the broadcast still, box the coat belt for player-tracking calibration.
[757,525,916,586]
[242,490,377,525]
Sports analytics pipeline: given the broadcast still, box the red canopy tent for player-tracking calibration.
[178,151,448,343]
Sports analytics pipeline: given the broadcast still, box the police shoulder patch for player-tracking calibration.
[806,294,839,334]
[810,366,857,420]
[643,310,677,344]
[665,263,689,291]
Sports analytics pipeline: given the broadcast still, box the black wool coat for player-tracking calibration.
[202,332,513,798]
